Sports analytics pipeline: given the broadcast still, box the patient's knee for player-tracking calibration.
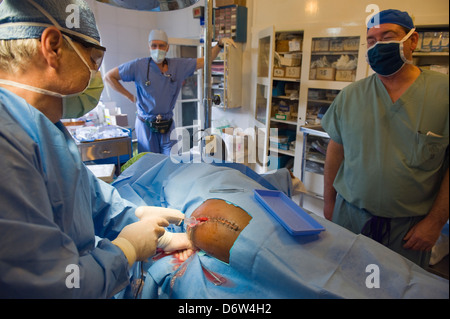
[187,199,252,263]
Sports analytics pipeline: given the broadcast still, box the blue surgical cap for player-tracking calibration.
[0,0,101,46]
[367,9,415,30]
[149,29,168,43]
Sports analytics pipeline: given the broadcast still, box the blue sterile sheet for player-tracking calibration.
[112,153,449,299]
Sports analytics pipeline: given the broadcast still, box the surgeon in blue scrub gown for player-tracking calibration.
[0,0,190,298]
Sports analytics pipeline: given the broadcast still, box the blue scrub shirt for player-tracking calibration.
[0,88,137,298]
[119,57,197,121]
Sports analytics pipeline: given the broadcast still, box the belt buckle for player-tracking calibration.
[156,114,163,123]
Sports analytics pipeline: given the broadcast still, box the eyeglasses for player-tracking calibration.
[62,32,106,70]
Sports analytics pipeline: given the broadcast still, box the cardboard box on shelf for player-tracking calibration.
[276,40,290,53]
[316,67,336,80]
[281,52,301,66]
[279,56,301,67]
[216,0,246,7]
[289,39,302,52]
[329,39,344,51]
[335,69,356,82]
[273,67,286,78]
[343,38,360,51]
[285,66,301,79]
[313,39,329,51]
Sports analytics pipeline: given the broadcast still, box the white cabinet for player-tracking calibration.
[253,26,304,174]
[168,38,203,151]
[298,27,368,129]
[252,25,370,215]
[413,26,449,75]
[252,25,368,176]
[295,27,368,214]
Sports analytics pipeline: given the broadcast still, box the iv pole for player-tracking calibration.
[203,0,213,131]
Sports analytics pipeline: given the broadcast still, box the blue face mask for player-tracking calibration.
[366,28,415,76]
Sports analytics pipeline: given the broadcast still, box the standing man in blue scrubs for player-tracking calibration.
[0,0,190,298]
[105,30,234,155]
[322,9,449,268]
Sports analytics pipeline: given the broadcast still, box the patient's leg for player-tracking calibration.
[187,199,252,263]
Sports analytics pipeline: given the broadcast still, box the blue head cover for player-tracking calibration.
[148,29,168,43]
[367,9,415,30]
[0,0,100,46]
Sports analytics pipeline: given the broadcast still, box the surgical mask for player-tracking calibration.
[0,35,104,119]
[366,28,416,76]
[151,49,167,64]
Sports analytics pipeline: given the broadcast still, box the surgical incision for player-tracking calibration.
[187,199,252,263]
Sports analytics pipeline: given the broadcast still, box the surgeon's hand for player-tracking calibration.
[403,218,442,252]
[135,206,185,225]
[113,217,169,267]
[158,231,194,252]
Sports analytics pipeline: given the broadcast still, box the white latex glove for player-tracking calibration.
[220,37,237,48]
[112,217,168,267]
[135,206,185,225]
[157,232,194,252]
[135,206,189,253]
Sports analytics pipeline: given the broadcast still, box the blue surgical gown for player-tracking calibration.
[0,88,137,298]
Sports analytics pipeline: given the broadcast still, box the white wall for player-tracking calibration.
[85,0,157,126]
[251,0,449,29]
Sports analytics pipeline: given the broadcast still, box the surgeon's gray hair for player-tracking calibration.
[0,39,40,74]
[0,38,73,74]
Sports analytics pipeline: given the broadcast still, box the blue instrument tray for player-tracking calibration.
[254,189,325,236]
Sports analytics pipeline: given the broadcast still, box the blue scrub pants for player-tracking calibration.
[135,117,176,156]
[332,194,431,269]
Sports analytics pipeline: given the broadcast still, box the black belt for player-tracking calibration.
[361,216,392,246]
[137,115,173,134]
